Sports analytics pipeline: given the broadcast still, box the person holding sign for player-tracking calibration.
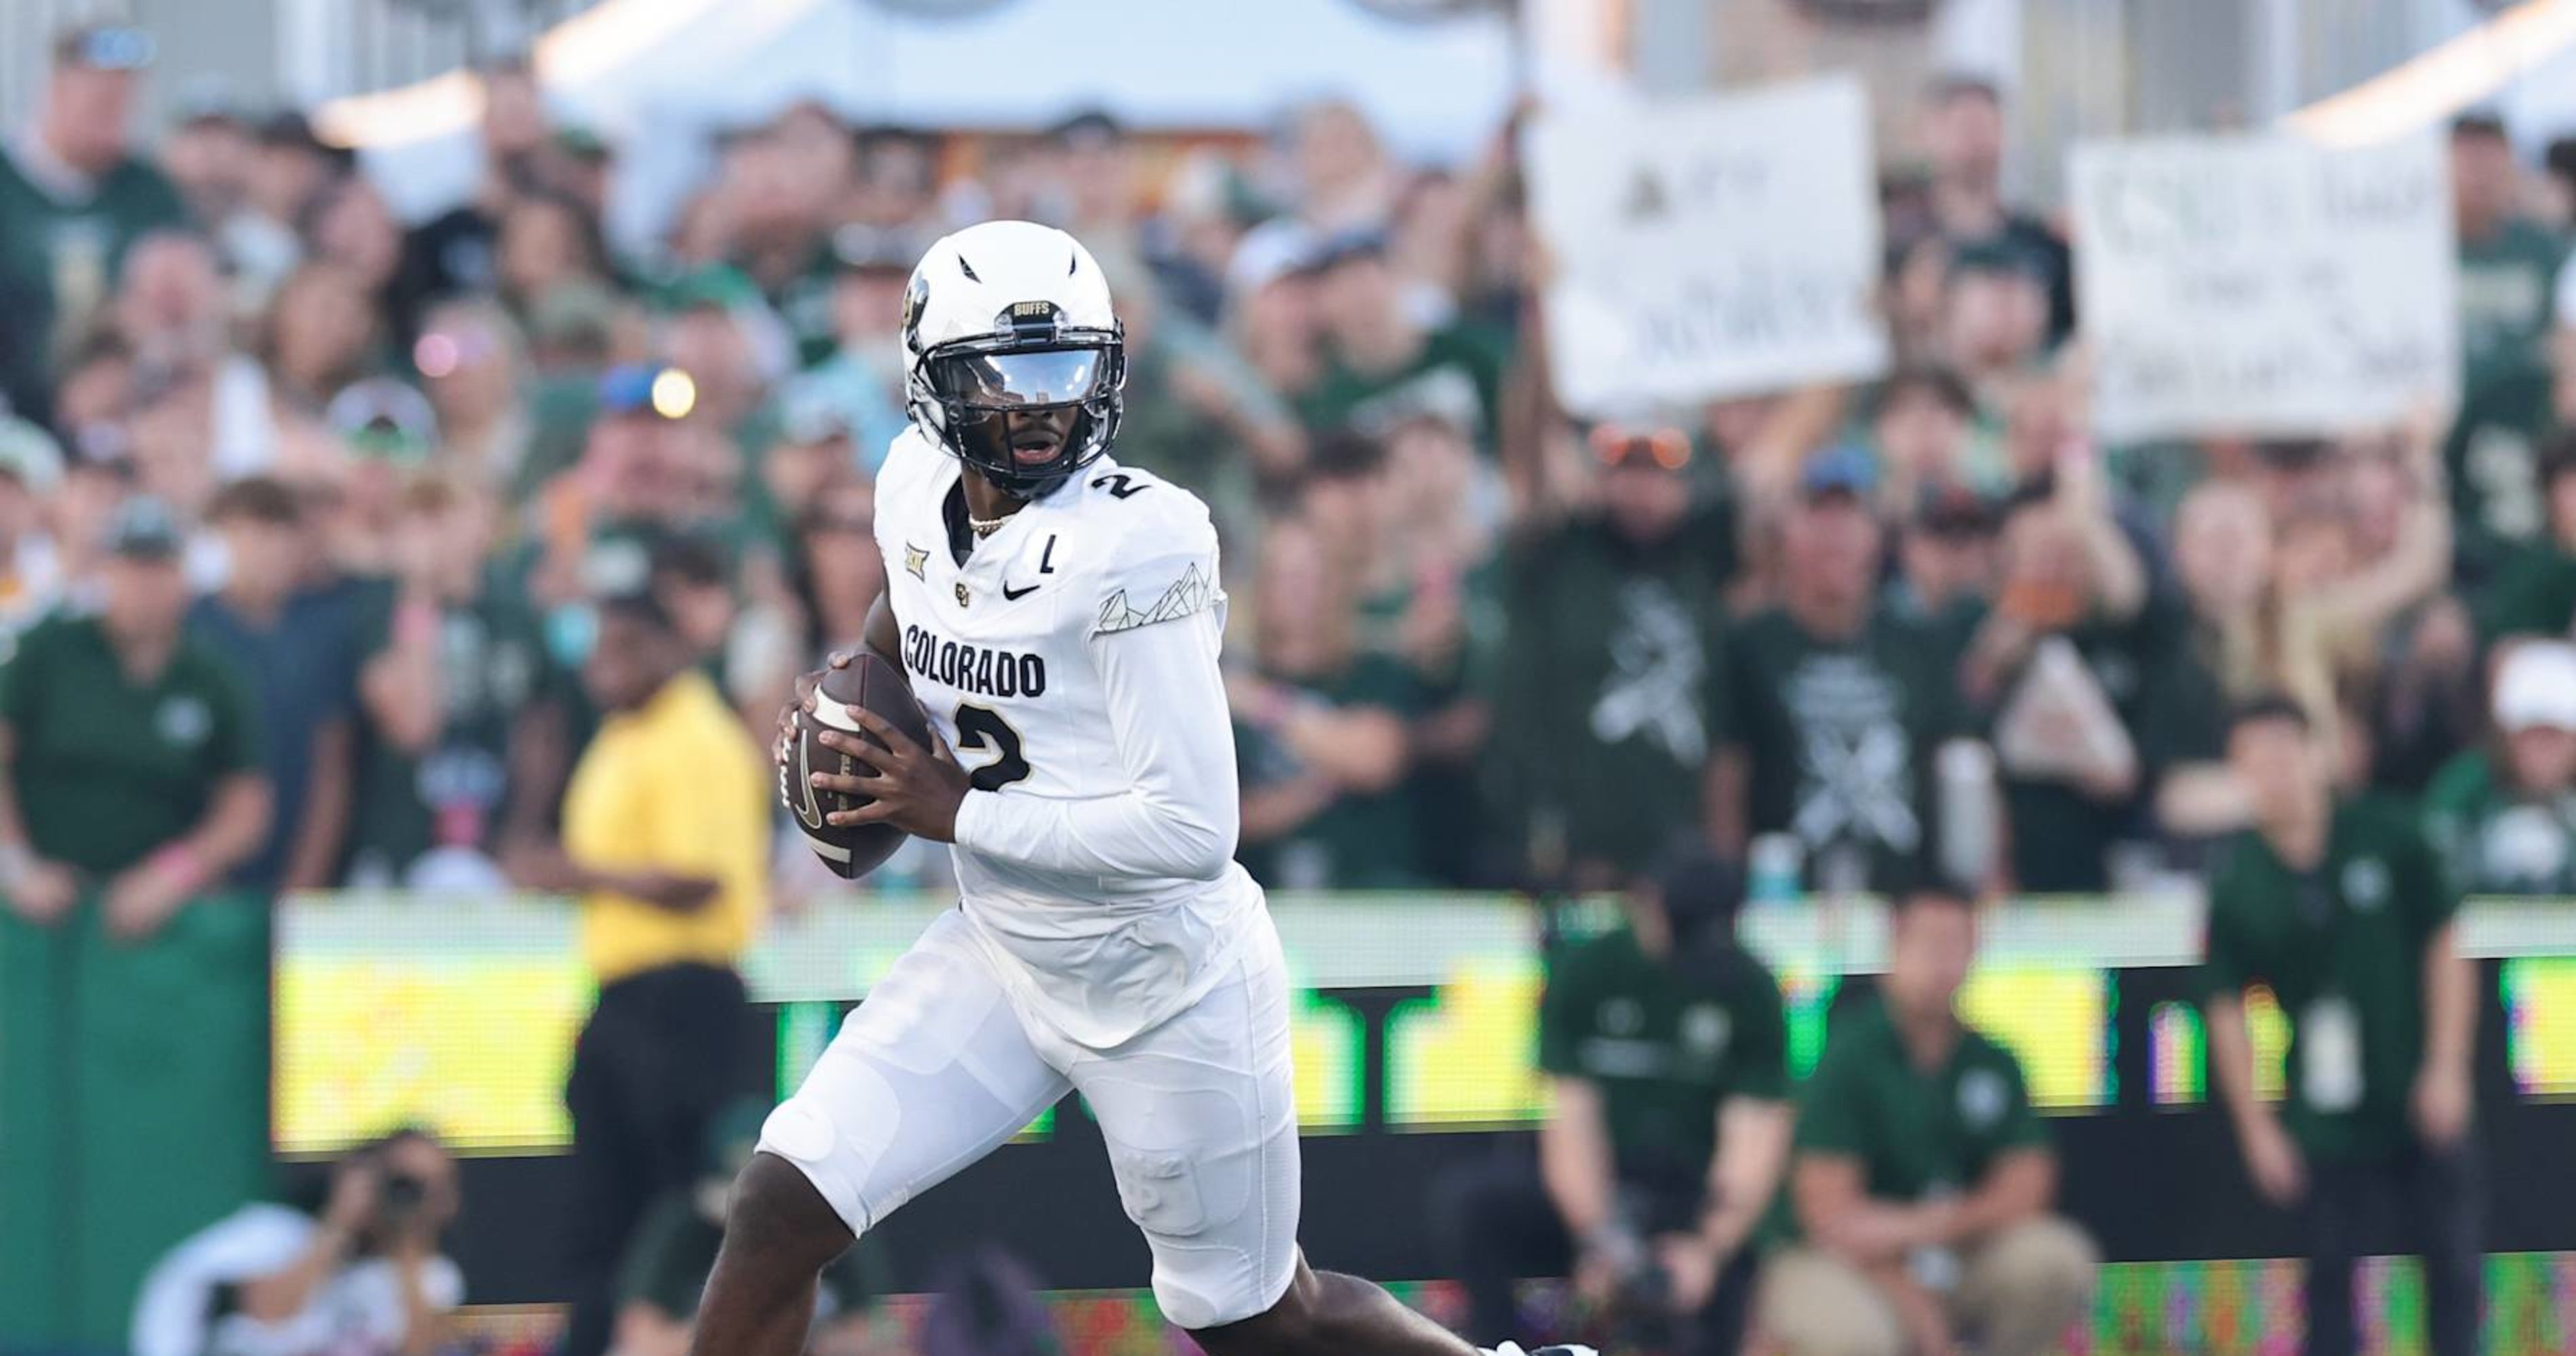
[2202,696,2480,1356]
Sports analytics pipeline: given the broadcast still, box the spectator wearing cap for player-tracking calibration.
[1489,422,1732,886]
[1226,228,1326,402]
[2425,639,2576,897]
[0,23,188,424]
[506,589,768,1356]
[0,496,270,1349]
[347,474,570,891]
[1757,881,2097,1356]
[1709,447,1990,895]
[187,477,364,895]
[1917,75,2074,344]
[1889,481,2000,649]
[528,364,700,610]
[1433,851,1790,1356]
[2452,115,2567,404]
[1295,229,1508,454]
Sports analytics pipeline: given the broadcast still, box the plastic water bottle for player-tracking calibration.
[1749,833,1803,906]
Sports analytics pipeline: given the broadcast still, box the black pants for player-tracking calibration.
[2301,1140,2482,1356]
[1431,1149,1756,1356]
[561,962,756,1356]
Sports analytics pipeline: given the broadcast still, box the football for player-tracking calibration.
[782,652,933,879]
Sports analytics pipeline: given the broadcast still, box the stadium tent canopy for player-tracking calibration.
[327,0,1516,238]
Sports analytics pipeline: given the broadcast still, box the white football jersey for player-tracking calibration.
[871,427,1266,1046]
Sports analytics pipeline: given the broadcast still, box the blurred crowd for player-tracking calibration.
[12,29,2576,913]
[5,9,2576,1355]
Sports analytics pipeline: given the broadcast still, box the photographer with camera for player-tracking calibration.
[1434,851,1792,1355]
[131,1129,463,1356]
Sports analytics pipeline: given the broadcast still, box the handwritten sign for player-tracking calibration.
[1527,75,1888,414]
[2071,132,2459,441]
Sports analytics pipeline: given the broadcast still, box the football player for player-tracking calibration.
[688,221,1583,1356]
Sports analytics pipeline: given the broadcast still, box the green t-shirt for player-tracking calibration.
[346,573,565,881]
[1539,926,1789,1187]
[2457,219,2569,403]
[2476,540,2576,642]
[2441,361,2556,584]
[2200,798,2458,1160]
[1712,605,1966,893]
[1296,324,1510,452]
[0,147,188,421]
[2421,749,2576,898]
[0,614,258,875]
[1484,508,1732,879]
[1234,652,1429,890]
[1792,994,2047,1212]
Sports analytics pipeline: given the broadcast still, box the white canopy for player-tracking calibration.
[327,0,1517,239]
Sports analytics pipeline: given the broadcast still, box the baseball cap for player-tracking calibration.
[104,496,186,560]
[327,378,439,462]
[1800,443,1879,502]
[599,364,697,421]
[2495,641,2576,734]
[54,24,154,71]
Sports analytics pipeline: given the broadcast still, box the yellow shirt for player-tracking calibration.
[562,670,770,983]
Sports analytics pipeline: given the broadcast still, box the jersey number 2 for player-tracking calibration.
[955,704,1032,792]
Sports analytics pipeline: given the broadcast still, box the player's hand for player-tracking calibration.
[1655,1233,1725,1313]
[2241,1114,2307,1205]
[815,708,969,843]
[102,864,193,942]
[2411,1059,2473,1149]
[5,858,79,926]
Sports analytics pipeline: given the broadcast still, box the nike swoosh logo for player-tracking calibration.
[1003,582,1040,601]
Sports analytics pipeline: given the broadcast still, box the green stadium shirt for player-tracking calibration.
[1485,505,1732,879]
[2457,220,2569,403]
[2200,798,2457,1161]
[0,142,187,420]
[1538,926,1789,1187]
[1791,993,2047,1209]
[0,613,258,875]
[2441,361,2557,584]
[1711,605,1966,893]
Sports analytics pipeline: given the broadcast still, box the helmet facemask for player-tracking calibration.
[912,323,1125,500]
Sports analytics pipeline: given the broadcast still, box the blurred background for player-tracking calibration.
[6,0,2576,1354]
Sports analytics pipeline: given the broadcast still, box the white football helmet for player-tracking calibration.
[900,220,1126,498]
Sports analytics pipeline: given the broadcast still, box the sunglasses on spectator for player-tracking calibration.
[1589,424,1692,471]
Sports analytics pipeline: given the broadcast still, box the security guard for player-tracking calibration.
[0,496,270,1349]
